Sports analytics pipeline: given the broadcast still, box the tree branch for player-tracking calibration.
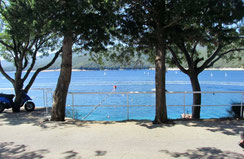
[162,17,183,29]
[13,38,19,67]
[168,46,188,74]
[0,40,14,50]
[0,59,14,84]
[207,48,244,68]
[22,50,38,82]
[24,48,62,92]
[191,41,198,61]
[198,44,223,73]
[176,41,192,67]
[22,35,53,81]
[23,56,28,69]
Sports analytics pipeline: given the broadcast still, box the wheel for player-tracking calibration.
[24,102,35,111]
[0,103,5,113]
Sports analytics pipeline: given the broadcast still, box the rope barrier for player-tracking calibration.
[81,86,117,120]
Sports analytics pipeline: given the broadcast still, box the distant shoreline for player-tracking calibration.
[167,68,244,71]
[40,67,244,72]
[5,67,243,73]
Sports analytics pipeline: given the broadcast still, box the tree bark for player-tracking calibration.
[51,34,73,121]
[154,33,168,124]
[189,73,201,119]
[12,67,24,112]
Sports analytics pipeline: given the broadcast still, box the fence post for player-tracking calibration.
[43,89,45,108]
[184,92,186,115]
[72,93,74,119]
[45,89,48,114]
[241,93,244,118]
[127,93,129,120]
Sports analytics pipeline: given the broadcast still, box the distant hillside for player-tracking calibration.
[1,53,154,71]
[1,50,244,71]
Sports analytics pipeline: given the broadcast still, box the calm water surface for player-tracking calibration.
[0,69,243,120]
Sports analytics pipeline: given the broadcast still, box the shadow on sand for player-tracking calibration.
[133,118,244,136]
[0,108,92,129]
[0,142,49,159]
[160,147,244,159]
[1,108,244,136]
[0,142,106,159]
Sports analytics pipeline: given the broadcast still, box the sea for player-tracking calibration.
[0,69,244,121]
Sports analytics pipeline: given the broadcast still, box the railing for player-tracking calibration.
[67,91,155,120]
[1,88,243,120]
[0,87,53,114]
[67,91,244,120]
[167,91,244,117]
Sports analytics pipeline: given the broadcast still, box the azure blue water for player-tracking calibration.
[0,69,243,120]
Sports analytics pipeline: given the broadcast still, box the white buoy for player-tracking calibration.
[104,72,106,76]
[225,72,227,77]
[210,72,213,77]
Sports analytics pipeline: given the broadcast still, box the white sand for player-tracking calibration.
[1,108,244,159]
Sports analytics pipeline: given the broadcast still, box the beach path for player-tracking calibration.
[0,108,244,159]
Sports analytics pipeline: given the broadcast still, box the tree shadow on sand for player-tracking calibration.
[1,108,244,136]
[0,108,48,123]
[63,150,81,159]
[174,119,244,136]
[0,142,49,159]
[0,108,92,129]
[134,119,244,136]
[160,147,244,159]
[62,150,107,159]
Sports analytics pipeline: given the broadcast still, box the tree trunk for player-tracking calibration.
[12,70,24,112]
[51,35,73,121]
[189,73,201,119]
[154,34,168,124]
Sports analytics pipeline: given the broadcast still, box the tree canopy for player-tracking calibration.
[167,0,244,118]
[34,0,120,121]
[0,0,61,111]
[115,0,217,123]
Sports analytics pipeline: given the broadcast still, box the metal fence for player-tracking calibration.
[66,91,244,120]
[1,88,243,120]
[167,91,244,117]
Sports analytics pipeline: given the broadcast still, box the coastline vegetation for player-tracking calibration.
[2,49,244,71]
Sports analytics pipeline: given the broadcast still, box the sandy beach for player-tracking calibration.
[1,108,244,159]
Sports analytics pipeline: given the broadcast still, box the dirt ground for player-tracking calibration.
[1,108,244,159]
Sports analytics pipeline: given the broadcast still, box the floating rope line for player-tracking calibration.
[82,86,117,120]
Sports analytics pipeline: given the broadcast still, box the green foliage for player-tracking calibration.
[0,0,62,95]
[0,0,60,64]
[35,0,119,53]
[167,0,244,74]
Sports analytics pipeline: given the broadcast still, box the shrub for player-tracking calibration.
[228,102,243,118]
